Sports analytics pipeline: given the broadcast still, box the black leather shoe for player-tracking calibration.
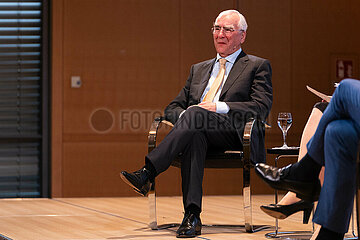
[255,163,321,202]
[260,200,314,224]
[176,213,202,238]
[120,168,151,196]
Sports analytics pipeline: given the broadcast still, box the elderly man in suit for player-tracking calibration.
[121,9,272,238]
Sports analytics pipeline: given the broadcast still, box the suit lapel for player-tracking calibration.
[196,59,215,101]
[219,51,249,99]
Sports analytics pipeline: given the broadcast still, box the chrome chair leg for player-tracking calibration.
[148,181,157,230]
[351,201,356,237]
[242,138,253,233]
[344,197,358,240]
[345,148,360,240]
[243,163,271,233]
[243,185,252,232]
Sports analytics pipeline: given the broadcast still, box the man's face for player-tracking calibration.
[213,14,246,57]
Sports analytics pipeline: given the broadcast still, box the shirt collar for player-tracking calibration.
[216,48,242,64]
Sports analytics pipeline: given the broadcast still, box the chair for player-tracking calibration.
[264,147,360,240]
[356,147,360,239]
[266,147,315,239]
[344,146,360,240]
[147,116,270,233]
[343,145,360,240]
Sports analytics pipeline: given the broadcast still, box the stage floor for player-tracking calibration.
[0,195,356,240]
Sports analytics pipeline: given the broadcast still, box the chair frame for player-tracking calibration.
[265,148,315,239]
[344,145,359,240]
[147,116,267,233]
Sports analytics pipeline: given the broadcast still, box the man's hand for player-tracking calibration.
[198,101,216,112]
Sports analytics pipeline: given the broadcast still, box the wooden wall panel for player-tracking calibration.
[238,0,292,134]
[62,0,181,135]
[59,0,184,197]
[290,1,360,134]
[51,0,64,197]
[62,142,159,196]
[52,0,360,197]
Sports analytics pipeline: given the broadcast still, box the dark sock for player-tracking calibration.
[185,204,201,219]
[144,158,157,181]
[287,153,321,182]
[316,226,344,240]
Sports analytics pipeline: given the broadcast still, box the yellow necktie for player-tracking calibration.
[202,58,227,102]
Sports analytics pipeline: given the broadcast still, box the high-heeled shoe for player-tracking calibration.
[260,200,314,224]
[255,163,321,202]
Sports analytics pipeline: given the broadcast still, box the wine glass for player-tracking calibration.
[277,112,293,148]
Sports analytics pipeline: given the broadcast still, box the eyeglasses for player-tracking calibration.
[212,25,243,35]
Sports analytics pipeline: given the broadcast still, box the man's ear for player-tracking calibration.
[240,31,246,44]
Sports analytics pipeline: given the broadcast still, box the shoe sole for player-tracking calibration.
[176,231,201,238]
[119,173,147,197]
[260,206,287,219]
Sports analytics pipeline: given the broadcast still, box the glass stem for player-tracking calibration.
[282,130,287,146]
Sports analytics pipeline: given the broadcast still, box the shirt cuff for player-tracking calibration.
[216,101,230,113]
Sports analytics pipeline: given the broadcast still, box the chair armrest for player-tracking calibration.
[243,118,256,145]
[242,118,261,168]
[148,116,174,153]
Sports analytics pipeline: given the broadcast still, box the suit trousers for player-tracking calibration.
[306,79,360,233]
[146,106,242,210]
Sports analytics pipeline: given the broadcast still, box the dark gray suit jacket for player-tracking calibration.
[164,51,273,163]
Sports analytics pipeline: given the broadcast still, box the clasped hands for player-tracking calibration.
[188,101,216,112]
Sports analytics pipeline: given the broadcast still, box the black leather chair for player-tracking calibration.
[147,116,269,233]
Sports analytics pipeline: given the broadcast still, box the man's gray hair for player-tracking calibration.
[215,10,248,32]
